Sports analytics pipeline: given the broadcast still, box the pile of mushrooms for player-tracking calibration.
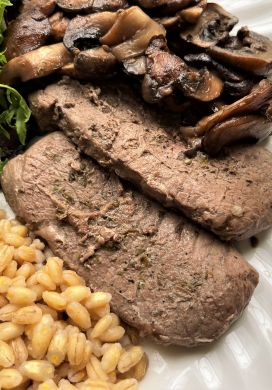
[1,0,272,155]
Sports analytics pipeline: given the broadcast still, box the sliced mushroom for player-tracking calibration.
[178,67,223,102]
[136,0,197,11]
[208,27,272,76]
[184,53,254,98]
[0,43,73,84]
[20,0,56,16]
[180,79,272,137]
[202,114,272,155]
[100,6,166,61]
[49,12,69,41]
[74,47,117,79]
[5,10,51,60]
[180,3,238,48]
[63,12,117,54]
[142,36,223,103]
[60,63,76,77]
[154,15,181,29]
[123,56,146,75]
[178,0,207,24]
[56,0,127,13]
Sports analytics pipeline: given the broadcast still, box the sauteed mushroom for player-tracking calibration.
[0,43,73,84]
[21,0,56,16]
[49,11,69,41]
[180,3,238,48]
[5,9,51,60]
[142,36,223,103]
[178,0,207,24]
[63,12,117,54]
[136,0,197,12]
[74,47,117,79]
[202,114,272,155]
[208,27,272,76]
[100,6,166,61]
[56,0,127,13]
[180,79,272,137]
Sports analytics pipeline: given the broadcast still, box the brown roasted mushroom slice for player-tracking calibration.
[56,0,127,13]
[180,79,272,137]
[208,27,272,76]
[0,43,73,85]
[184,53,254,98]
[63,12,117,54]
[136,0,197,12]
[74,47,117,79]
[178,0,207,24]
[142,36,223,103]
[49,12,69,41]
[178,68,223,102]
[5,10,51,60]
[123,56,146,75]
[180,3,238,48]
[20,0,56,16]
[100,6,166,61]
[202,115,272,155]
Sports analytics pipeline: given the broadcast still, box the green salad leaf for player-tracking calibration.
[0,1,32,174]
[0,0,12,45]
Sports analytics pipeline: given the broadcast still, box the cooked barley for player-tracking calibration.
[66,302,91,330]
[117,347,144,374]
[0,368,23,389]
[37,379,58,390]
[10,337,29,366]
[84,293,112,311]
[19,360,54,382]
[62,271,85,287]
[47,329,68,366]
[7,287,36,306]
[0,340,15,367]
[90,315,112,339]
[0,304,19,321]
[14,246,36,264]
[12,305,43,325]
[114,379,138,390]
[3,261,18,279]
[42,291,67,311]
[58,379,77,390]
[0,276,12,293]
[10,276,26,288]
[67,331,86,366]
[36,272,56,291]
[63,286,91,303]
[31,314,56,359]
[99,326,125,343]
[101,343,122,373]
[86,356,108,382]
[0,323,24,341]
[16,264,36,279]
[45,257,63,285]
[0,245,14,273]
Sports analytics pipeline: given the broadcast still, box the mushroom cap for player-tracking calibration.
[208,27,272,76]
[180,3,238,48]
[202,114,272,155]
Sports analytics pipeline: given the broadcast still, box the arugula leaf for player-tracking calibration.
[0,0,12,45]
[0,1,32,174]
[0,84,31,145]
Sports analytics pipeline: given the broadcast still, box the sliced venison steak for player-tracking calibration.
[29,78,272,241]
[1,132,258,347]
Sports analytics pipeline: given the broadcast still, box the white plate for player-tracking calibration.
[2,2,272,389]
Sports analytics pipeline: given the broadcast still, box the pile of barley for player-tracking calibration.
[0,210,147,390]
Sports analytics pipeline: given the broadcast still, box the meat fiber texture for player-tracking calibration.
[28,78,272,241]
[1,132,258,347]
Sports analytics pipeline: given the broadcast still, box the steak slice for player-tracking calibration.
[28,78,272,241]
[1,132,258,346]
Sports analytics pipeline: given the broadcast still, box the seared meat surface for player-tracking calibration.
[1,132,258,347]
[29,78,272,241]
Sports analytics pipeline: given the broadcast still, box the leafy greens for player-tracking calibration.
[0,0,32,173]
